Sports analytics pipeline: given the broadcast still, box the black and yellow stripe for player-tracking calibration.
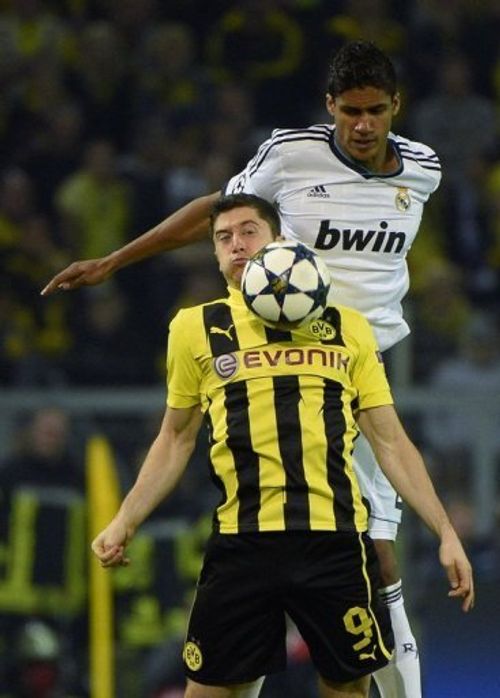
[195,299,369,534]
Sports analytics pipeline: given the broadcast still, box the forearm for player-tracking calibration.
[376,435,451,537]
[358,405,474,611]
[115,410,200,534]
[105,191,221,273]
[41,191,223,295]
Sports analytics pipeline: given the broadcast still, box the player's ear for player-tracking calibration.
[325,93,335,117]
[392,92,401,116]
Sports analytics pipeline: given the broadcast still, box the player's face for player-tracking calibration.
[213,206,277,287]
[326,87,400,172]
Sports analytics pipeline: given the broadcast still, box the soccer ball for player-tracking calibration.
[241,241,331,325]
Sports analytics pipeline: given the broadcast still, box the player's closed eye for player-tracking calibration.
[342,106,387,116]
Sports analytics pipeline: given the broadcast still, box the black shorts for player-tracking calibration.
[182,530,394,685]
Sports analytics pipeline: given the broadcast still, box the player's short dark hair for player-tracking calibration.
[210,193,281,238]
[327,40,397,97]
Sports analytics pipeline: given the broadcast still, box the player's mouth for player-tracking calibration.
[231,257,249,267]
[351,139,376,151]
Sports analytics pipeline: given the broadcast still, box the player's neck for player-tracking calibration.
[381,142,401,174]
[334,135,400,175]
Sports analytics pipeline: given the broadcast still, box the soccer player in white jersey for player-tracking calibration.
[43,41,442,698]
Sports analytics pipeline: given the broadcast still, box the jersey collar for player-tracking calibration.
[227,285,246,306]
[329,128,403,179]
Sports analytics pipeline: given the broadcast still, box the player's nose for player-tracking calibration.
[231,233,246,251]
[354,117,373,132]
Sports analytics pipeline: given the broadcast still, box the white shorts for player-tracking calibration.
[353,432,403,541]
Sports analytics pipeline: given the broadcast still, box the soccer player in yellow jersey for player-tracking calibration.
[45,43,442,696]
[92,194,473,698]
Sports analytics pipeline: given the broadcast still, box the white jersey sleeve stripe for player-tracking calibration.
[249,127,331,177]
[399,156,441,171]
[398,146,439,160]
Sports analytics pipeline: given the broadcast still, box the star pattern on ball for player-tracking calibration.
[241,241,331,325]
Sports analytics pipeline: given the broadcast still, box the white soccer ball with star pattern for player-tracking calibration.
[241,241,331,325]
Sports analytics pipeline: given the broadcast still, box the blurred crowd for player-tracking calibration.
[1,0,500,696]
[0,0,500,388]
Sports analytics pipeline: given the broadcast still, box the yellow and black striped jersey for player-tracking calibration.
[167,287,393,534]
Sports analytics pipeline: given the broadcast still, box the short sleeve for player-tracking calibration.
[166,309,203,408]
[350,314,393,409]
[224,130,283,202]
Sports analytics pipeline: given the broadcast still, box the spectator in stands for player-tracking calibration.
[0,1,74,162]
[485,158,500,283]
[411,53,499,299]
[133,21,215,130]
[6,619,69,698]
[0,406,83,494]
[206,0,304,126]
[3,214,72,385]
[101,0,159,54]
[406,0,500,99]
[0,171,71,385]
[119,115,170,235]
[0,407,86,696]
[412,52,497,187]
[0,168,37,251]
[65,282,158,386]
[0,279,37,386]
[21,101,85,219]
[55,138,132,260]
[409,260,473,382]
[320,0,406,71]
[423,312,500,484]
[207,82,260,165]
[67,20,131,146]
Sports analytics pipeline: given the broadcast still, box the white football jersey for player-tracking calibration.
[225,124,441,351]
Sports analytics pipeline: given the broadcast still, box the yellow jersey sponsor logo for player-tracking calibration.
[242,347,349,371]
[213,353,239,379]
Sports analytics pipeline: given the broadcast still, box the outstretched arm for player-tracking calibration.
[91,404,203,567]
[358,404,474,612]
[41,191,221,295]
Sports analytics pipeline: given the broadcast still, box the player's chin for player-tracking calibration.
[350,141,377,158]
[231,265,246,286]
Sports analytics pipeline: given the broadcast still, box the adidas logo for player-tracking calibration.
[307,185,329,198]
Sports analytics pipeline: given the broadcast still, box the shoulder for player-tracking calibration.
[393,133,441,172]
[333,304,377,346]
[169,297,229,332]
[256,124,332,156]
[268,124,332,149]
[392,132,441,192]
[336,304,372,329]
[243,125,333,182]
[269,124,333,141]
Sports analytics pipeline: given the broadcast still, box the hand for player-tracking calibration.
[439,528,475,612]
[41,258,113,295]
[91,518,133,568]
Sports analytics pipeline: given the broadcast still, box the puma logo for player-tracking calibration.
[359,645,378,661]
[210,325,234,340]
